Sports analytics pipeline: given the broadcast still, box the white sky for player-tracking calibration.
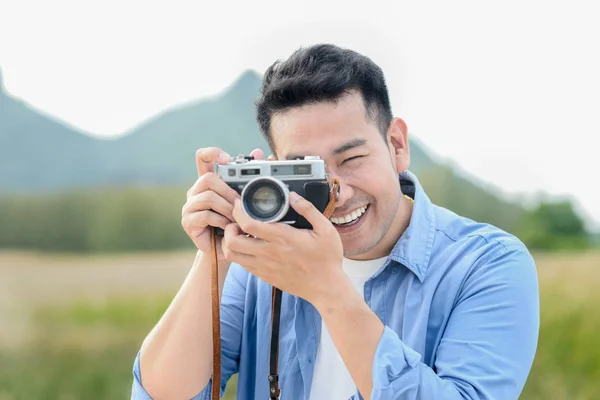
[1,0,599,230]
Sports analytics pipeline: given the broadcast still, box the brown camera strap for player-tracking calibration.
[210,178,340,400]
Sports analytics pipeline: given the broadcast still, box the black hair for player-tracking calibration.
[255,43,393,152]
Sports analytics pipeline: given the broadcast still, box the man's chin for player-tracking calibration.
[341,236,377,258]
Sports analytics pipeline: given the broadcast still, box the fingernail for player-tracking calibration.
[218,152,230,163]
[290,192,301,203]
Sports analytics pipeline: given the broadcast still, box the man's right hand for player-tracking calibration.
[181,147,266,260]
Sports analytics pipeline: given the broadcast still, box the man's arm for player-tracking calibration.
[314,245,540,400]
[130,251,247,400]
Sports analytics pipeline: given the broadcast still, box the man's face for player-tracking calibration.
[270,91,411,259]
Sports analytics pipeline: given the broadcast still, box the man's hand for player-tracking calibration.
[181,147,266,261]
[221,191,346,304]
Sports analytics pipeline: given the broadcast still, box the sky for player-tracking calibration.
[1,0,599,230]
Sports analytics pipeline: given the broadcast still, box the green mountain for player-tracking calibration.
[0,69,271,191]
[0,68,108,191]
[0,67,525,233]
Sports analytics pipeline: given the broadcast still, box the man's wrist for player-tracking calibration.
[195,250,231,297]
[197,249,231,272]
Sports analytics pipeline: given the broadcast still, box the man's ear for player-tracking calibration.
[386,118,410,173]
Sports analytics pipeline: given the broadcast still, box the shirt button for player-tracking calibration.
[308,358,312,363]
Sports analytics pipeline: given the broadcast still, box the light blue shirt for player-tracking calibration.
[130,170,540,400]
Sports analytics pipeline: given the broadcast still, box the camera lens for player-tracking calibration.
[252,186,279,213]
[241,177,289,223]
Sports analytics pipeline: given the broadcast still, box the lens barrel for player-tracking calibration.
[240,176,290,223]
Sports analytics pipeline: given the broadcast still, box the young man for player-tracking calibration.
[130,44,540,400]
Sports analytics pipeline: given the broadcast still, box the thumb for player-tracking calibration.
[249,148,265,160]
[289,192,330,233]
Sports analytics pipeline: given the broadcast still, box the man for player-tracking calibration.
[130,44,540,400]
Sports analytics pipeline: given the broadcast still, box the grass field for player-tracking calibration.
[1,249,599,399]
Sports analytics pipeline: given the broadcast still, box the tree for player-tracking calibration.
[518,199,590,250]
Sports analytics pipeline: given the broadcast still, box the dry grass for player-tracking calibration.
[534,250,600,296]
[0,249,197,351]
[1,249,599,399]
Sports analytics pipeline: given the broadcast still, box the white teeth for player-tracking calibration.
[330,205,368,225]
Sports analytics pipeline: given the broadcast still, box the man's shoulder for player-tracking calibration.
[424,204,538,310]
[431,202,530,255]
[426,203,535,285]
[399,171,532,280]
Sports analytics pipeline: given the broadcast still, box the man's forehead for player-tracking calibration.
[281,138,368,160]
[269,93,376,158]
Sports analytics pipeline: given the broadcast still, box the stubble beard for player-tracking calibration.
[340,196,400,258]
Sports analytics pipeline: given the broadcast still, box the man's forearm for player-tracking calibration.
[139,250,230,400]
[313,277,385,400]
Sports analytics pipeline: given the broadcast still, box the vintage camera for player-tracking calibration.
[215,155,331,230]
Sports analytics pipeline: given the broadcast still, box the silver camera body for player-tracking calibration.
[216,155,330,228]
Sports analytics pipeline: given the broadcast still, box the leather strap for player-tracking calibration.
[210,178,340,400]
[268,286,283,399]
[210,227,221,400]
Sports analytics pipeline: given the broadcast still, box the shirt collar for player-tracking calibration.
[387,170,436,282]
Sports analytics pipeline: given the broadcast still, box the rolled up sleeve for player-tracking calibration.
[370,246,540,400]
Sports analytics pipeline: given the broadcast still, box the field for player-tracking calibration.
[1,249,599,399]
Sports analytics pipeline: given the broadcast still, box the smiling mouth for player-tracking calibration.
[329,205,369,226]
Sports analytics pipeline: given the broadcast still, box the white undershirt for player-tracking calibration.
[309,256,388,400]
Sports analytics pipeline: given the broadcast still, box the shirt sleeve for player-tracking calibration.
[370,245,540,400]
[129,263,249,400]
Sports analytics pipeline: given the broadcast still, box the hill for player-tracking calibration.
[0,67,527,233]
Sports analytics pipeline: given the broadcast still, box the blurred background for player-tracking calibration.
[1,0,599,399]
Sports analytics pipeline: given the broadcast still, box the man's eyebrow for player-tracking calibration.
[284,153,306,160]
[331,138,367,155]
[283,138,368,160]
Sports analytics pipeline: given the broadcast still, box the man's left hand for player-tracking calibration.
[222,191,345,304]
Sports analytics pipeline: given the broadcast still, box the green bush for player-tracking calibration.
[0,186,191,253]
[0,184,593,253]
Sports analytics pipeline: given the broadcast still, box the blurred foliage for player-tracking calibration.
[0,186,190,253]
[0,172,591,253]
[1,252,599,399]
[0,293,238,400]
[518,200,590,250]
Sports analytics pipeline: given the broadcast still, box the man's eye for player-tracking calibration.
[343,156,364,164]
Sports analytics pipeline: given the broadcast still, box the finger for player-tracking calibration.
[288,192,332,234]
[182,210,230,233]
[184,190,235,221]
[195,147,231,176]
[249,148,265,160]
[232,198,288,242]
[222,223,270,256]
[267,154,277,161]
[222,248,260,274]
[187,172,240,204]
[224,222,244,236]
[222,224,260,267]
